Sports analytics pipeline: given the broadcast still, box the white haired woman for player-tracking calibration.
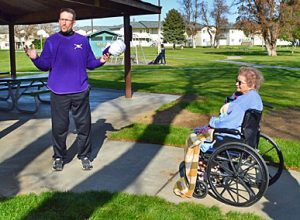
[174,66,264,198]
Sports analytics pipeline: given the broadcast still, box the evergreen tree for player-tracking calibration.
[162,9,186,49]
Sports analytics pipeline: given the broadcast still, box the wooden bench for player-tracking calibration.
[240,42,252,51]
[241,42,252,46]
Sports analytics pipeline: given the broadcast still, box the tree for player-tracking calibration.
[15,25,38,48]
[234,0,300,56]
[279,0,300,53]
[179,0,201,48]
[162,9,186,49]
[200,1,215,47]
[210,0,229,48]
[39,23,56,36]
[235,3,262,46]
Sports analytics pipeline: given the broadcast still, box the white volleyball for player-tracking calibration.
[108,40,126,56]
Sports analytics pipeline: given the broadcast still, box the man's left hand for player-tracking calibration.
[100,53,110,63]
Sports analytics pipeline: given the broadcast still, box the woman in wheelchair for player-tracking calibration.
[209,66,264,145]
[174,67,267,204]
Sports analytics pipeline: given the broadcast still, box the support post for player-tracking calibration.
[9,24,16,78]
[123,15,132,98]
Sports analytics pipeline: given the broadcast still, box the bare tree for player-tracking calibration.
[15,25,38,48]
[200,1,215,47]
[179,0,201,48]
[211,0,229,48]
[40,23,56,36]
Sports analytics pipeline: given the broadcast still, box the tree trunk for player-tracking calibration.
[213,37,217,48]
[265,41,277,56]
[292,45,295,54]
[208,30,213,48]
[262,24,278,56]
[214,37,220,48]
[192,36,196,48]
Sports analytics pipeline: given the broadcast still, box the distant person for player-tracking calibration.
[148,44,166,65]
[24,8,110,171]
[160,44,166,64]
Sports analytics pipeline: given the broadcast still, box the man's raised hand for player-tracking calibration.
[24,44,38,60]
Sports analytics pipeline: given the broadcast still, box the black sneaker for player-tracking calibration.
[52,158,63,171]
[81,157,93,170]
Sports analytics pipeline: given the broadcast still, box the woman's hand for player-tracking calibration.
[24,45,38,60]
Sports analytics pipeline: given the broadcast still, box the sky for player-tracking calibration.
[76,0,179,27]
[76,0,236,27]
[76,0,237,27]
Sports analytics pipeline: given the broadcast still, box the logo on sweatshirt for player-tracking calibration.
[74,44,83,49]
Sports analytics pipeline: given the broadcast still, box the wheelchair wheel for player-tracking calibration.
[258,133,284,186]
[206,142,269,207]
[193,180,208,199]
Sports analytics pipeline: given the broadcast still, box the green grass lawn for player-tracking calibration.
[0,191,263,220]
[87,46,300,113]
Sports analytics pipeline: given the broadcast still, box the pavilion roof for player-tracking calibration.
[0,0,161,25]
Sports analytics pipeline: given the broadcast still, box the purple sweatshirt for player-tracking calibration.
[32,32,104,94]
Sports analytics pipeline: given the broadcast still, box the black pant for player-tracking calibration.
[160,54,166,64]
[51,89,91,160]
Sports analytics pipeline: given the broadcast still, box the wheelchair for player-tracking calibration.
[189,109,284,207]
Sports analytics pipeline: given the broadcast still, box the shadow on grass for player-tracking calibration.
[22,191,113,219]
[204,49,268,57]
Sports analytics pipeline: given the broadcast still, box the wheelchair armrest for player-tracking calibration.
[213,128,241,136]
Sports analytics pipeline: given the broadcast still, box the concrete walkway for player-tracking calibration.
[0,88,300,220]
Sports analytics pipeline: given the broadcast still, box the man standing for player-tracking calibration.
[24,8,110,171]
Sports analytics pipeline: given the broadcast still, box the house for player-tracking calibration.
[74,25,104,36]
[0,26,9,49]
[193,24,291,47]
[107,21,161,47]
[194,26,216,47]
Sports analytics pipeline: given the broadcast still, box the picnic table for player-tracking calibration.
[0,74,50,113]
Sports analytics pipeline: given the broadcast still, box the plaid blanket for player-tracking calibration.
[173,133,201,198]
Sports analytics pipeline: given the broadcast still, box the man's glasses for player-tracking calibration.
[236,79,246,86]
[59,18,73,23]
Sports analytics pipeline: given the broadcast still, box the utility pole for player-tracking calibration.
[91,19,94,34]
[157,0,161,54]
